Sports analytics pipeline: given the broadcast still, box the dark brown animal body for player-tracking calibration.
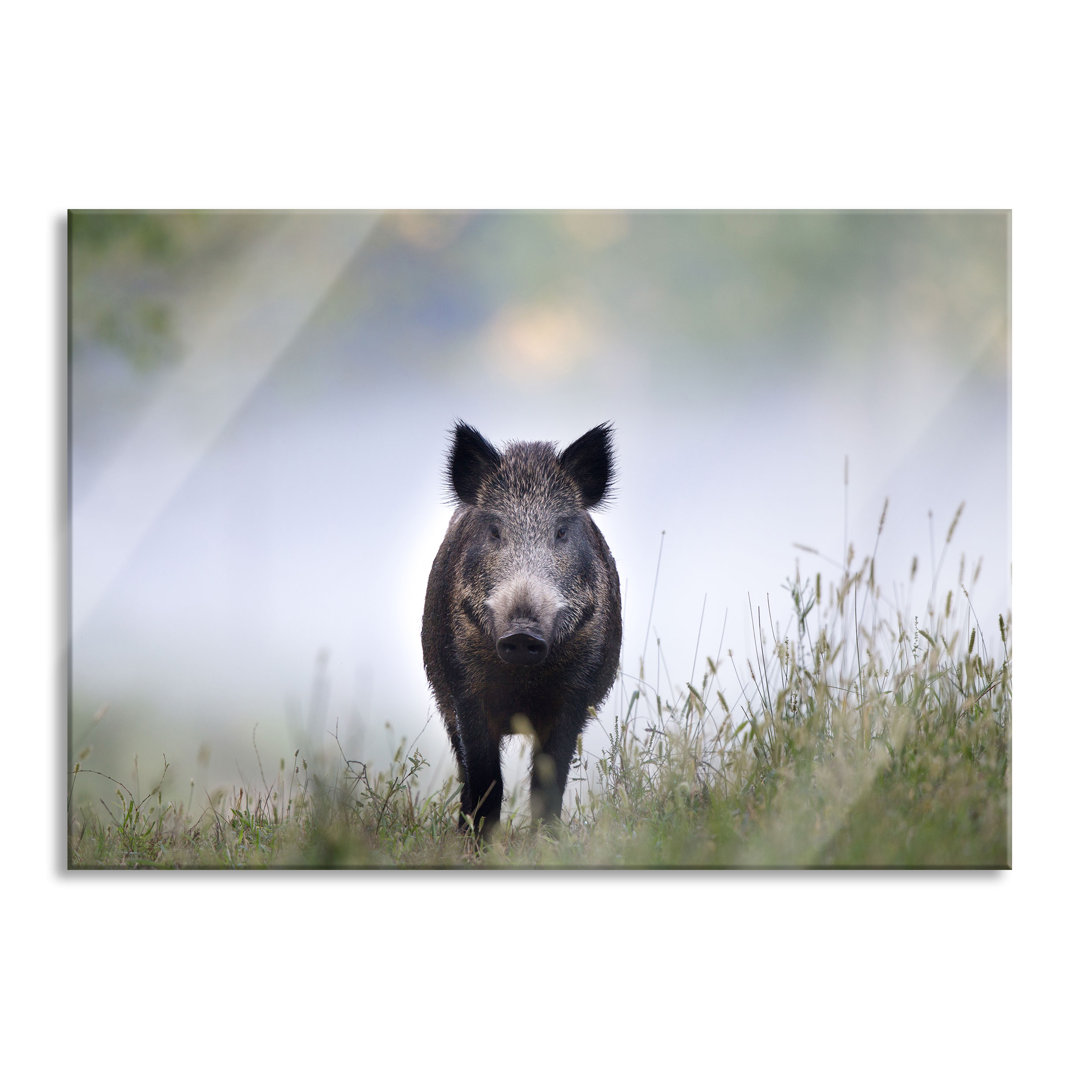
[422,422,622,839]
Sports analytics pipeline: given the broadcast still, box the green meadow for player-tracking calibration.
[68,504,1009,869]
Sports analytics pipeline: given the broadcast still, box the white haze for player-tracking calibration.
[69,213,1009,803]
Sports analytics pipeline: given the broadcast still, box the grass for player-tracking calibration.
[68,503,1010,869]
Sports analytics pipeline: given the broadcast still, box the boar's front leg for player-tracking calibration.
[529,709,587,828]
[454,702,504,840]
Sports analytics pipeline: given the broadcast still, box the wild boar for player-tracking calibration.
[422,422,622,839]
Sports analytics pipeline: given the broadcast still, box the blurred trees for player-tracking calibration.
[70,210,1008,378]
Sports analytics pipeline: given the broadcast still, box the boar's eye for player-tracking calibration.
[488,522,502,542]
[555,525,569,543]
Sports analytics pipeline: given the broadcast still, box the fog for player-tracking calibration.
[68,211,1009,801]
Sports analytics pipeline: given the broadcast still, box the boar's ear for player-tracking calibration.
[560,423,615,509]
[448,422,501,505]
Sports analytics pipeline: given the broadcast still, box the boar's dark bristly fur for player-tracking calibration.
[422,422,622,840]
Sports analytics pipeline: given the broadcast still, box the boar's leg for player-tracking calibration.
[529,711,586,828]
[455,707,504,839]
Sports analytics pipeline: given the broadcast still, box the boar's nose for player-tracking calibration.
[497,629,549,666]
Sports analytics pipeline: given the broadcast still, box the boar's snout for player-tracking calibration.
[497,626,550,666]
[485,576,563,667]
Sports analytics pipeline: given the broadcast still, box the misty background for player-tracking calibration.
[68,210,1009,804]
